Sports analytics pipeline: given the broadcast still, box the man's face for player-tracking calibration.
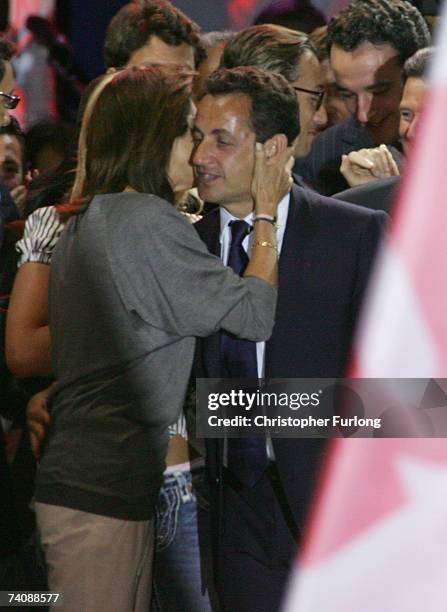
[127,34,195,69]
[0,61,15,127]
[330,42,403,145]
[320,58,351,127]
[399,77,426,157]
[0,134,23,191]
[292,51,328,158]
[192,93,256,215]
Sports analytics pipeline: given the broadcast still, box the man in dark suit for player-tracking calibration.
[295,0,430,195]
[333,46,434,213]
[192,67,387,612]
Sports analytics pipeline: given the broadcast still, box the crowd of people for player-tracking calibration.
[0,0,438,610]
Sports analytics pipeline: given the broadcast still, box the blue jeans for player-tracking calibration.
[151,465,219,612]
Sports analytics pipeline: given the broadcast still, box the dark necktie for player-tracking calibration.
[222,220,268,487]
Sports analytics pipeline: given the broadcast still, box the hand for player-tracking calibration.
[26,385,53,460]
[180,212,202,224]
[340,144,400,188]
[251,142,294,217]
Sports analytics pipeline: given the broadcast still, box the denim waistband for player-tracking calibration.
[162,464,205,501]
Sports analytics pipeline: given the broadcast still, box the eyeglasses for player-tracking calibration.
[0,92,21,110]
[293,86,324,111]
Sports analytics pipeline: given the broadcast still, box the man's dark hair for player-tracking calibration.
[403,46,434,80]
[103,0,205,69]
[254,0,326,34]
[200,30,235,50]
[310,25,328,61]
[327,0,431,65]
[205,66,300,145]
[0,37,14,82]
[221,24,316,83]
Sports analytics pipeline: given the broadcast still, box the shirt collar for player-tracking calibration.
[219,191,291,261]
[219,191,290,238]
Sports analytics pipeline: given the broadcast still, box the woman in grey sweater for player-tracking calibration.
[31,64,292,611]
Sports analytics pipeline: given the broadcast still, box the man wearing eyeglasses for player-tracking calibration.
[0,38,21,226]
[220,24,328,160]
[0,39,19,129]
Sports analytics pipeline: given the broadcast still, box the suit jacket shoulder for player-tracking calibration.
[334,175,400,213]
[294,119,374,195]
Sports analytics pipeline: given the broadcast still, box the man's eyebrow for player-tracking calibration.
[335,80,393,93]
[191,126,233,138]
[335,84,354,93]
[210,128,232,138]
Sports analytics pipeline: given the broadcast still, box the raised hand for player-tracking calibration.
[251,140,294,217]
[340,144,400,188]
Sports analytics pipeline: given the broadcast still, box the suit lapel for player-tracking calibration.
[196,191,315,379]
[265,185,313,377]
[195,209,220,256]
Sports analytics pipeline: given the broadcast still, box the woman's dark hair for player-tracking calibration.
[72,64,194,204]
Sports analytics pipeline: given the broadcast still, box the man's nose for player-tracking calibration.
[313,102,328,130]
[192,139,211,166]
[356,93,373,125]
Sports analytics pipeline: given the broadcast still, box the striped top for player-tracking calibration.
[15,205,195,444]
[16,206,65,268]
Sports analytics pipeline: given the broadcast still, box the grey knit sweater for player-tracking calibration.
[35,192,276,520]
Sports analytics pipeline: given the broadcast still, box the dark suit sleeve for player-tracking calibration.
[294,120,375,196]
[351,209,388,326]
[334,176,400,213]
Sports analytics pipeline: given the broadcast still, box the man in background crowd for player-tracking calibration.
[103,0,204,70]
[335,46,434,212]
[0,118,26,215]
[295,0,431,195]
[220,24,328,161]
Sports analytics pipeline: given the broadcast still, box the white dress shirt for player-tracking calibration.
[219,192,290,378]
[219,192,291,462]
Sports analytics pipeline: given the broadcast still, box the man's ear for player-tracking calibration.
[261,134,289,164]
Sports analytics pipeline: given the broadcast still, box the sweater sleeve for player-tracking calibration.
[105,194,277,342]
